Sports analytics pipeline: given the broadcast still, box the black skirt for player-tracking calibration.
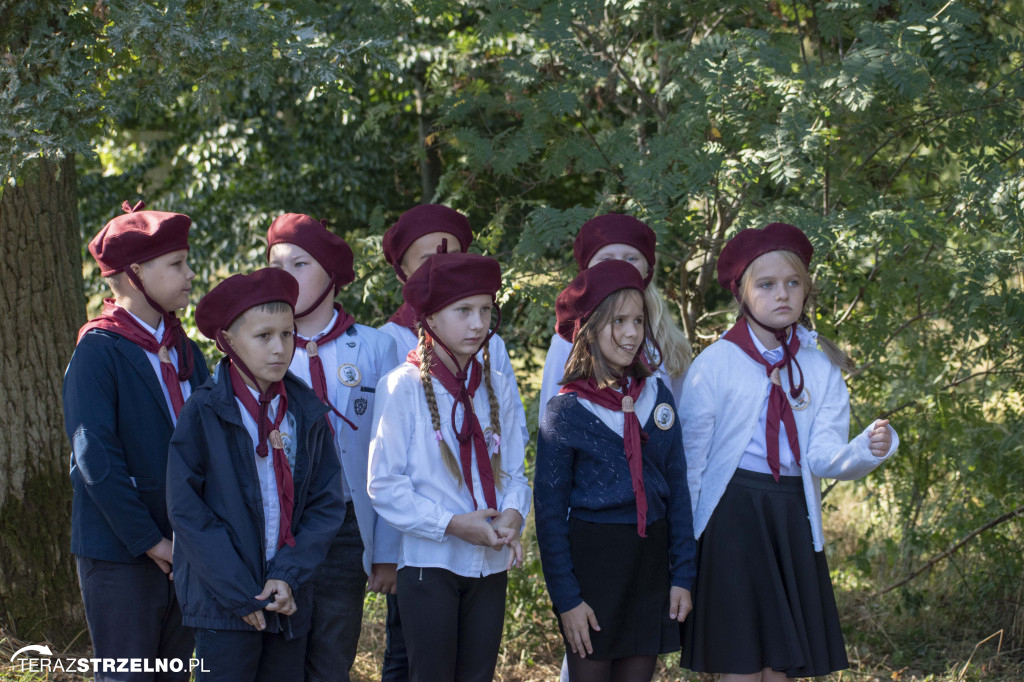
[680,469,849,677]
[555,518,679,659]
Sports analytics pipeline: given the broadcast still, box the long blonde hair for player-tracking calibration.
[736,250,855,372]
[644,283,691,377]
[416,326,504,490]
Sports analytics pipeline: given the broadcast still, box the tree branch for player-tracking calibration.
[873,504,1024,597]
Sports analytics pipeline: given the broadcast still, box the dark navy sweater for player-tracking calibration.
[534,379,695,614]
[63,329,210,563]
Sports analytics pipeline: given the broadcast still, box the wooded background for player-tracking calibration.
[2,0,1023,678]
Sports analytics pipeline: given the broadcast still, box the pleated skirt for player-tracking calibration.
[680,469,849,677]
[556,518,679,659]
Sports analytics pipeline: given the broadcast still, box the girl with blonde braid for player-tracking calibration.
[367,252,531,682]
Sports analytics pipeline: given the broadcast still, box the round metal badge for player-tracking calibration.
[654,402,675,430]
[789,388,811,411]
[338,363,361,387]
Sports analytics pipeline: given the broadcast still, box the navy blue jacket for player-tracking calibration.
[63,329,210,563]
[167,362,344,637]
[534,379,696,614]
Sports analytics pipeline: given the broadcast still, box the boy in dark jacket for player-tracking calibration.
[64,200,208,681]
[167,268,345,682]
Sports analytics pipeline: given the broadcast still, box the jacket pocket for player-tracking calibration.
[130,476,158,491]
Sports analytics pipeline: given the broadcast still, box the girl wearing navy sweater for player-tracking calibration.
[679,223,899,681]
[536,213,691,417]
[535,259,696,682]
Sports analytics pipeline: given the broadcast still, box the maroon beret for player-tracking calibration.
[716,222,813,296]
[383,204,473,281]
[402,252,501,318]
[266,213,355,289]
[88,200,191,276]
[196,268,299,345]
[573,213,657,285]
[556,260,646,343]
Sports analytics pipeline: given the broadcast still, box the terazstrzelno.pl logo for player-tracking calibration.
[10,643,208,674]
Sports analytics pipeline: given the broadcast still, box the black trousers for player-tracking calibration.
[381,593,409,682]
[76,556,194,682]
[305,503,366,682]
[193,627,307,682]
[396,567,507,682]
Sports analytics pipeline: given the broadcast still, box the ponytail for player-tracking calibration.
[736,249,856,373]
[798,312,856,373]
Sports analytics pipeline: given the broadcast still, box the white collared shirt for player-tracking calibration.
[680,324,900,550]
[235,387,297,562]
[368,362,532,578]
[736,331,800,476]
[575,377,658,435]
[290,310,353,502]
[124,308,191,424]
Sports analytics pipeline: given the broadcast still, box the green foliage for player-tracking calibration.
[6,0,1024,674]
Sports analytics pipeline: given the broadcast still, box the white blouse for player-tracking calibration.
[367,362,532,578]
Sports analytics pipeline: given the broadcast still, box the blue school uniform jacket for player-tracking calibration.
[166,363,344,637]
[63,329,210,564]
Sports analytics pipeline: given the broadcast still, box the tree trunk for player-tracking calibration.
[0,156,87,647]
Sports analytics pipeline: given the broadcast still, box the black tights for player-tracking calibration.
[565,653,658,682]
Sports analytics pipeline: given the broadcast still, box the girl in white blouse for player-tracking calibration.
[368,252,531,682]
[679,223,899,682]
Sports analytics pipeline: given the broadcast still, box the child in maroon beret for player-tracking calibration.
[534,259,695,682]
[166,268,345,682]
[537,213,692,425]
[266,213,401,682]
[63,200,208,679]
[377,204,528,678]
[367,252,531,681]
[679,223,899,680]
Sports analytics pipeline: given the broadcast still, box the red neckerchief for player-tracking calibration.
[560,376,649,537]
[229,363,296,550]
[77,299,189,417]
[294,303,357,433]
[388,302,418,335]
[724,320,803,480]
[407,348,498,510]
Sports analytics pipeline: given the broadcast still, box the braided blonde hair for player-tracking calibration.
[417,327,463,485]
[480,342,505,492]
[417,326,506,490]
[644,284,692,377]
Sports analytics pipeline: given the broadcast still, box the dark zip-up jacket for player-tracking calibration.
[64,329,210,563]
[167,361,344,637]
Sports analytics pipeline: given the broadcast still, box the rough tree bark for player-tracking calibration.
[0,156,87,646]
